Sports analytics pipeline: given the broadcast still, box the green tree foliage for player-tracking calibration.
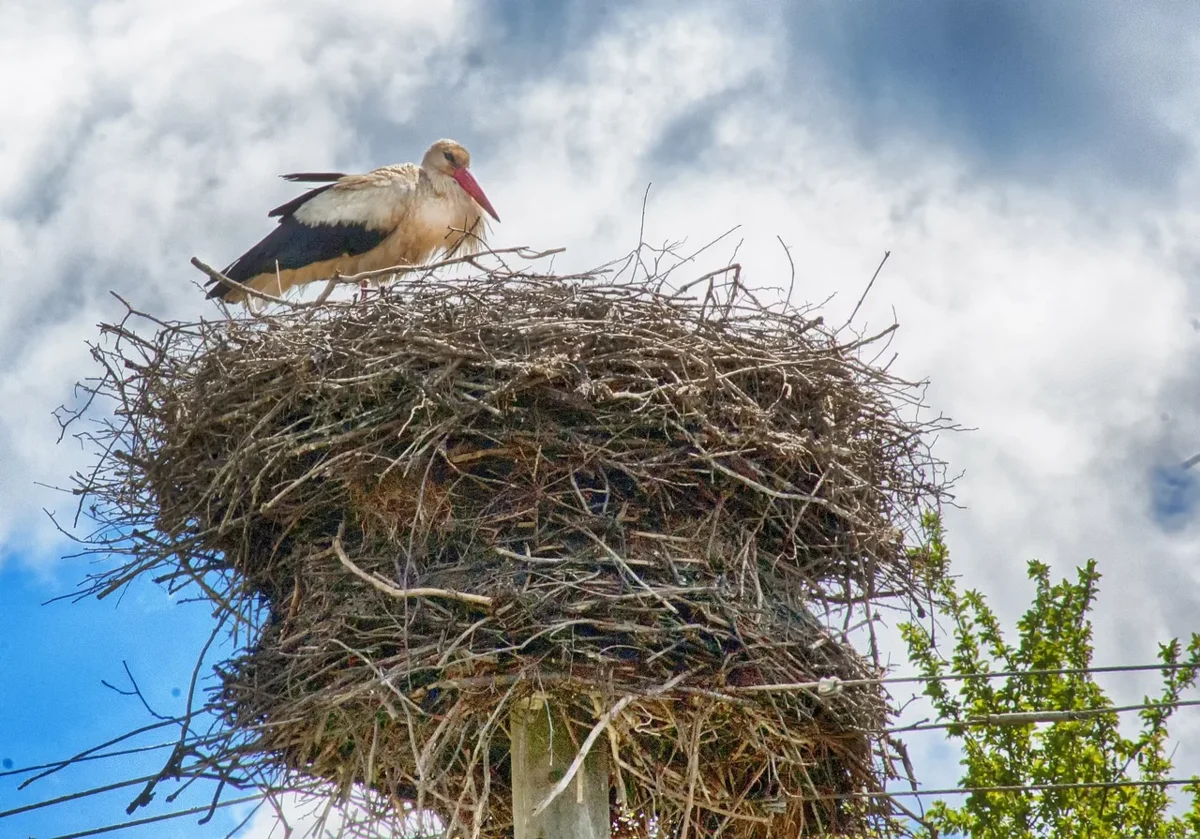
[900,514,1200,838]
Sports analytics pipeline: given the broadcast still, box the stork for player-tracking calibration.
[206,139,500,304]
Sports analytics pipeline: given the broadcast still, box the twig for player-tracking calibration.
[189,258,289,306]
[332,532,492,608]
[842,250,891,330]
[332,246,564,284]
[678,709,706,839]
[99,661,171,721]
[577,528,680,616]
[777,234,797,309]
[313,274,341,305]
[18,719,183,789]
[530,669,693,817]
[190,246,565,307]
[634,182,652,282]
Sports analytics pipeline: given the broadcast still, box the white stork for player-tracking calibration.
[207,139,500,304]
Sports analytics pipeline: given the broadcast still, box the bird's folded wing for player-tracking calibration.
[213,165,421,296]
[291,166,419,231]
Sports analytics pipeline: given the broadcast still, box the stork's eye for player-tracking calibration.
[443,150,456,165]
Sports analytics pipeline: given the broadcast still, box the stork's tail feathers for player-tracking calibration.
[280,172,347,183]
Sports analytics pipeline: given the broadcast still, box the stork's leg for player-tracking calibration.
[359,280,368,306]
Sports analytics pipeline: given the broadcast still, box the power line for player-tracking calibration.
[16,774,1200,830]
[46,794,262,839]
[0,772,167,820]
[2,661,1194,783]
[5,660,1199,831]
[835,776,1200,802]
[889,697,1200,734]
[729,661,1200,696]
[0,763,234,820]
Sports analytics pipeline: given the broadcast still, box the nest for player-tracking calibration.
[71,251,948,838]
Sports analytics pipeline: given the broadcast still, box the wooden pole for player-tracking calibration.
[511,695,611,839]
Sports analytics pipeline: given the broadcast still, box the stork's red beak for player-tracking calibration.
[452,167,500,222]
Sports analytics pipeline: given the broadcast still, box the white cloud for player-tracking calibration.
[7,0,1200,823]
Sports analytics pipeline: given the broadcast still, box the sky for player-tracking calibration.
[4,0,1200,835]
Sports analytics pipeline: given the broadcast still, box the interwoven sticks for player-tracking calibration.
[69,252,949,838]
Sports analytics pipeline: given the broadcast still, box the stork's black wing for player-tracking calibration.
[207,173,387,300]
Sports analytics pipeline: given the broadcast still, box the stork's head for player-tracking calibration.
[423,139,500,222]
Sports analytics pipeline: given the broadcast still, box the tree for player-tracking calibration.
[900,514,1200,838]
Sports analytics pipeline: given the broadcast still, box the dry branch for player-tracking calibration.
[332,530,493,608]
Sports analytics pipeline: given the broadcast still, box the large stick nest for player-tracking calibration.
[71,251,949,838]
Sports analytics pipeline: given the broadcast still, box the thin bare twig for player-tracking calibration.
[530,670,693,818]
[332,531,493,608]
[842,250,892,331]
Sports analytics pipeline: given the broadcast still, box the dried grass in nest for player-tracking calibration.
[69,248,950,838]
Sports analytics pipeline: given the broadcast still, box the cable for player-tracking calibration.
[0,763,235,820]
[5,659,1198,830]
[889,697,1200,734]
[730,661,1200,695]
[831,776,1200,801]
[46,794,262,839]
[0,772,167,820]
